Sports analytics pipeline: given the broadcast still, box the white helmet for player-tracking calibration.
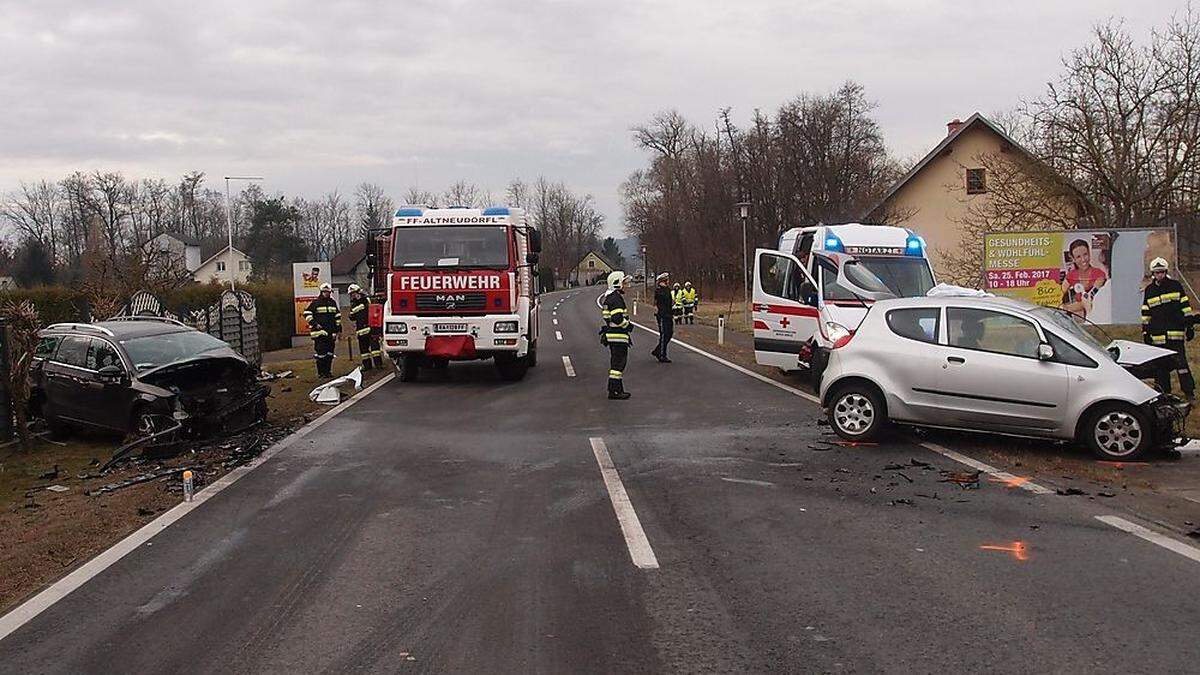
[319,282,332,292]
[348,283,362,294]
[1150,257,1169,272]
[607,271,627,289]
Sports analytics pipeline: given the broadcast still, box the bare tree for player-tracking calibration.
[355,182,394,235]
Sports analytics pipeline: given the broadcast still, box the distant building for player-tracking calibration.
[572,250,617,286]
[148,232,202,275]
[194,245,252,285]
[863,112,1092,277]
[330,239,372,294]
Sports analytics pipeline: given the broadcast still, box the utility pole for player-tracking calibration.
[223,175,263,292]
[735,201,751,324]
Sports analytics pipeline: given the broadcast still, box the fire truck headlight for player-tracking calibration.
[386,322,408,334]
[494,320,519,334]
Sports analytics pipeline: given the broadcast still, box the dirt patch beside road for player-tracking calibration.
[0,354,389,613]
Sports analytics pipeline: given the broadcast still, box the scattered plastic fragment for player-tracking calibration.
[980,541,1029,561]
[1055,487,1088,496]
[45,484,69,493]
[308,367,363,405]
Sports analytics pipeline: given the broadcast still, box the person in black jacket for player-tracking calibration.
[1142,257,1195,399]
[347,284,378,371]
[600,271,632,399]
[650,272,673,363]
[304,283,342,377]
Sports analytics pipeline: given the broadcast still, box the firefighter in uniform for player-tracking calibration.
[1142,257,1195,399]
[671,282,684,324]
[682,281,698,324]
[347,284,382,370]
[304,283,342,377]
[600,271,632,400]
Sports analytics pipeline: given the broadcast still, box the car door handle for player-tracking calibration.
[947,356,966,364]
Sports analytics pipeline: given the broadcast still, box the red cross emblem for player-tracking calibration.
[779,317,790,328]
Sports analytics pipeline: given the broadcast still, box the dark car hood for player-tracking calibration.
[137,348,252,384]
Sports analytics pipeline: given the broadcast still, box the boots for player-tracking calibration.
[607,379,631,400]
[361,359,374,371]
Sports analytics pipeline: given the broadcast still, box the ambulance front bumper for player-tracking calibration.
[382,315,529,357]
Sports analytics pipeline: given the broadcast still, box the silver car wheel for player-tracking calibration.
[834,392,874,435]
[1093,411,1143,457]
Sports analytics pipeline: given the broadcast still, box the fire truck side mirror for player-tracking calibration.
[366,253,376,267]
[528,228,542,253]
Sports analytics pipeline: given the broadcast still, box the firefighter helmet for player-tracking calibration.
[319,282,332,292]
[684,281,693,288]
[1150,257,1169,272]
[606,271,627,289]
[656,272,670,282]
[673,282,681,289]
[348,283,362,294]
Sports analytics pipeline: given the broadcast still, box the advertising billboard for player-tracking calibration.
[984,228,1177,324]
[292,262,334,335]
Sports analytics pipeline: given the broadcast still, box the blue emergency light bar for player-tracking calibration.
[395,207,424,217]
[905,232,926,256]
[482,206,511,216]
[824,232,845,253]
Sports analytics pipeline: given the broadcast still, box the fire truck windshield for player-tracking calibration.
[391,226,511,269]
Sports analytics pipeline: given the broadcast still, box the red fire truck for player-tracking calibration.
[370,206,541,382]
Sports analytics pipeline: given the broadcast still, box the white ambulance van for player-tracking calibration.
[752,223,936,378]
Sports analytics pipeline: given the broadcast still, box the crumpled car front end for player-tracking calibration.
[138,352,269,436]
[1143,394,1191,449]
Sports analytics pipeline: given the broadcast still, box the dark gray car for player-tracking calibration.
[30,318,268,438]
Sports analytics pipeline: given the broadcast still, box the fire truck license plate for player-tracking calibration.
[434,323,468,333]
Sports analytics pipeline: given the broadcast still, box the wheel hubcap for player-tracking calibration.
[1094,411,1143,457]
[834,393,874,435]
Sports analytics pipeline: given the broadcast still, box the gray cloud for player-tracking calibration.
[0,0,1188,235]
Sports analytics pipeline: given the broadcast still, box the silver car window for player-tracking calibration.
[886,308,940,344]
[947,308,1041,359]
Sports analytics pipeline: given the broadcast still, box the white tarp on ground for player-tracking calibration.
[308,367,363,405]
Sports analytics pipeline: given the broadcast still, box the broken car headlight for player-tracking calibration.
[386,322,408,334]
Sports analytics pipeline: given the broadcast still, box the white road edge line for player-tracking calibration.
[1096,515,1200,564]
[629,320,1055,496]
[589,437,659,570]
[562,355,576,377]
[555,330,563,341]
[0,372,397,643]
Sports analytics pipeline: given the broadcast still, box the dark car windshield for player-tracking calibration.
[121,331,231,371]
[824,257,934,300]
[392,226,510,269]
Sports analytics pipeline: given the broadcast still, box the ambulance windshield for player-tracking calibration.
[392,226,510,269]
[823,256,934,300]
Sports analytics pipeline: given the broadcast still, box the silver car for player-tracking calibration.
[818,295,1191,460]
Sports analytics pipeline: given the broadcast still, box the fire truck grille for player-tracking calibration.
[415,292,489,312]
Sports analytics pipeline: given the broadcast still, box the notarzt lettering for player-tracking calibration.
[398,275,503,291]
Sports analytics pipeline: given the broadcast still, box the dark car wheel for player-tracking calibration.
[827,383,887,442]
[495,355,528,381]
[1083,402,1153,461]
[526,340,538,367]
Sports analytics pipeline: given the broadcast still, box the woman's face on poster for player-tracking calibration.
[1071,245,1091,269]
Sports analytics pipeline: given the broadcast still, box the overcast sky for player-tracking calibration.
[0,0,1188,237]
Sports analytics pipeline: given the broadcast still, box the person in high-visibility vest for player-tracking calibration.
[1142,257,1195,399]
[347,284,381,371]
[303,283,342,378]
[682,281,698,325]
[599,271,632,400]
[671,282,684,325]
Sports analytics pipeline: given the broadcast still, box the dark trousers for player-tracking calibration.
[653,315,673,359]
[356,332,374,369]
[313,334,335,377]
[1156,339,1195,396]
[608,343,629,393]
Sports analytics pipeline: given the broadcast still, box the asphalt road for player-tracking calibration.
[3,288,1200,673]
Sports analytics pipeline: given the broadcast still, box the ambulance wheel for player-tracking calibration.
[495,354,528,381]
[398,354,420,382]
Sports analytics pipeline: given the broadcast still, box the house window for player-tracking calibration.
[966,168,987,194]
[588,260,595,268]
[216,261,226,272]
[239,260,250,271]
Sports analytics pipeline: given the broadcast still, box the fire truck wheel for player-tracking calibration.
[525,340,538,367]
[495,354,529,381]
[398,354,420,382]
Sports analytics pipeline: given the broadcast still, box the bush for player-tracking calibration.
[0,286,87,325]
[242,281,295,351]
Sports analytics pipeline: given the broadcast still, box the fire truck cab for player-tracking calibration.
[377,206,541,382]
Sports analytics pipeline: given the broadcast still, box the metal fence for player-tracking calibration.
[114,289,261,365]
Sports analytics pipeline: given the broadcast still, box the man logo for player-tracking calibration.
[436,294,466,303]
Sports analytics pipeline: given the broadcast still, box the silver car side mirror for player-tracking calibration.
[1037,343,1054,361]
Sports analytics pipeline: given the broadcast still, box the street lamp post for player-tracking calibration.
[223,175,263,292]
[735,201,751,324]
